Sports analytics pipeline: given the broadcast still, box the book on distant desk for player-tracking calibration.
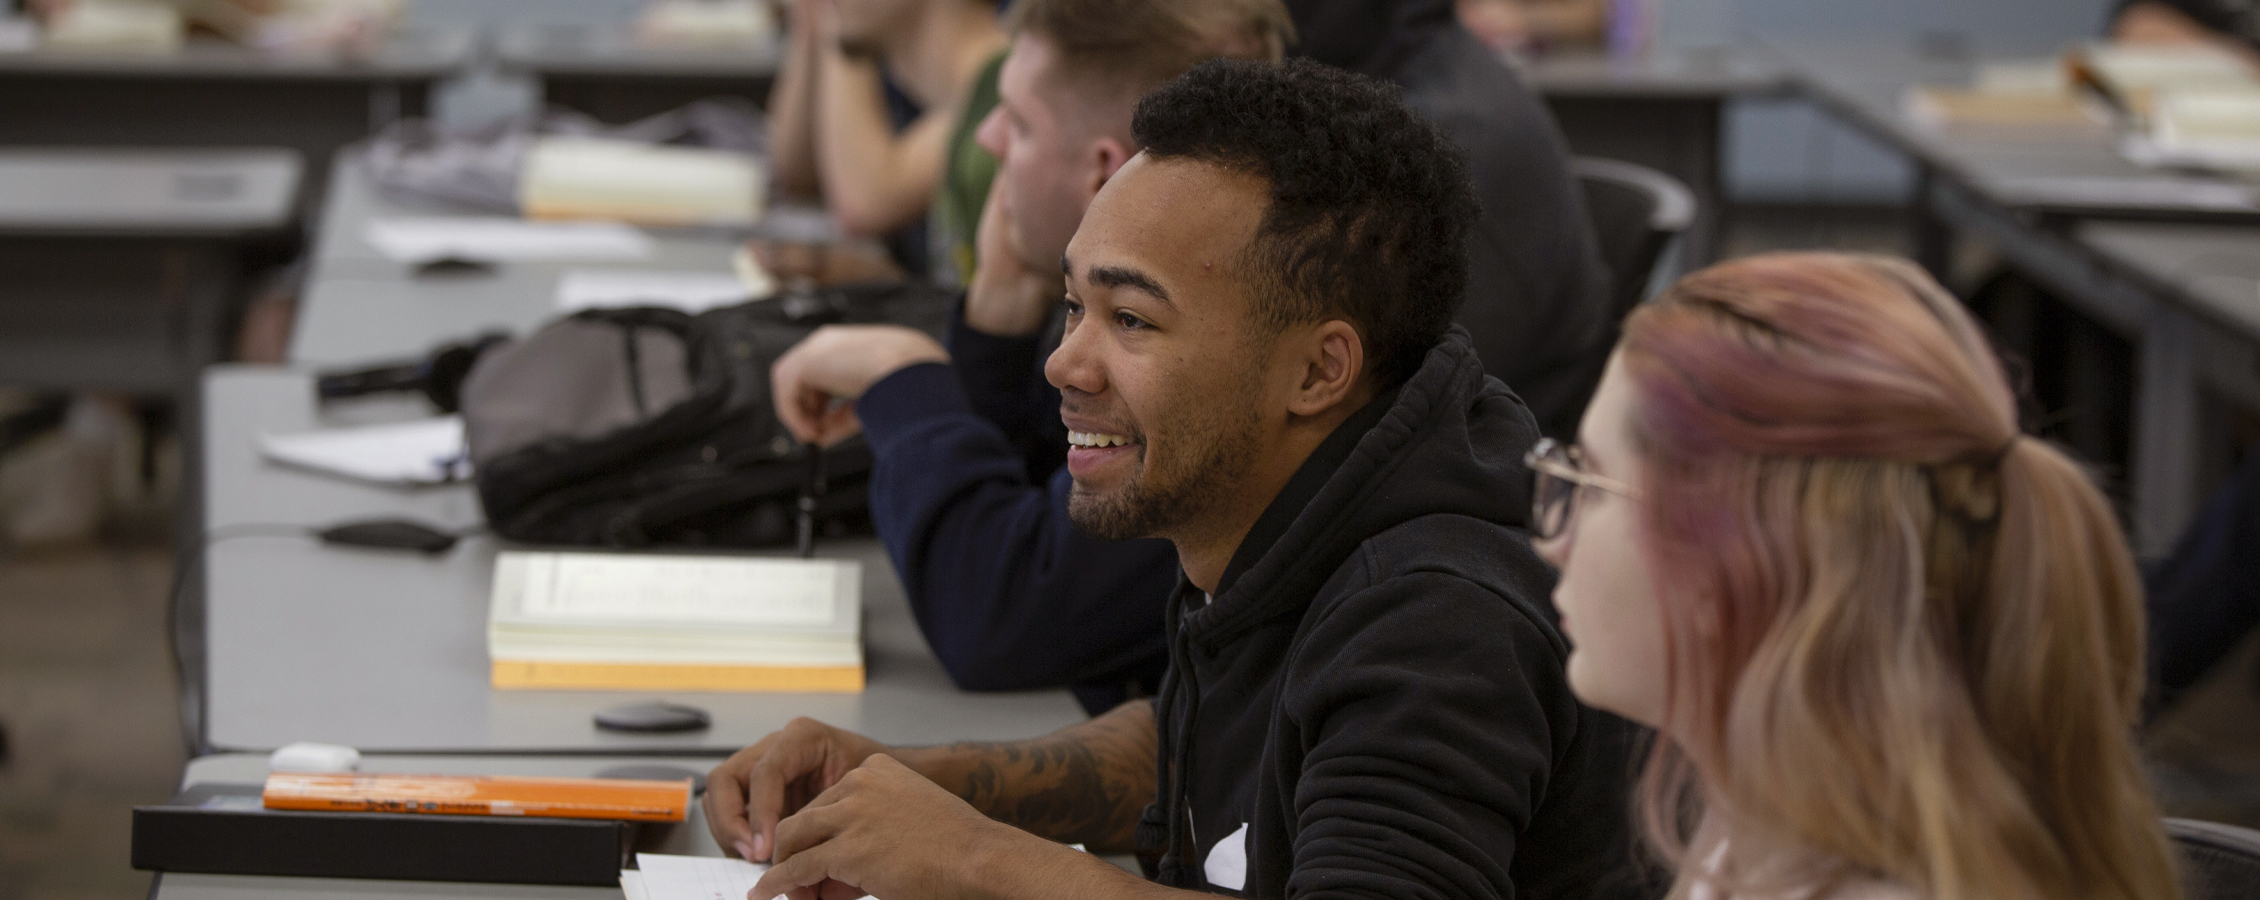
[488,550,865,692]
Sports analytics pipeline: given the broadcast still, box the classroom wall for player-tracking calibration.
[1655,0,2118,202]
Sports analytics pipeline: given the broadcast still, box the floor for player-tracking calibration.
[1,205,2256,900]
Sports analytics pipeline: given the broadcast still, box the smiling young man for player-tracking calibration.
[770,0,1291,715]
[712,59,1638,900]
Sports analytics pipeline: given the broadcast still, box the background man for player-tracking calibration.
[1289,0,1613,441]
[765,0,1006,278]
[718,58,1637,900]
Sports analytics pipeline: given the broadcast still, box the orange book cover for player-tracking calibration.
[491,659,865,693]
[263,773,690,822]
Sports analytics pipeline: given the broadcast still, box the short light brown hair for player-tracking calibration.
[1004,0,1293,109]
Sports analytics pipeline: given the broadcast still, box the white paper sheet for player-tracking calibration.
[258,416,468,486]
[365,217,654,264]
[555,269,763,314]
[632,855,766,900]
[628,854,873,900]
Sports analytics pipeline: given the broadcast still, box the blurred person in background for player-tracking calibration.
[1455,0,1607,53]
[766,0,1005,282]
[2112,0,2260,70]
[1289,0,1613,441]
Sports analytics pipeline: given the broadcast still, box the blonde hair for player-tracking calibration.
[1004,0,1293,106]
[1615,252,2180,900]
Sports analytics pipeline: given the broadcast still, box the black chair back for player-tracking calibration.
[2172,817,2260,900]
[1570,157,1697,320]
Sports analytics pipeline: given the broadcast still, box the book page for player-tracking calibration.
[517,554,842,627]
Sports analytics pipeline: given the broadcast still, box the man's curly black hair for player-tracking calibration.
[1130,56,1478,389]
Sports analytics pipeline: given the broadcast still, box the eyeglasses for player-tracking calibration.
[1524,437,1638,540]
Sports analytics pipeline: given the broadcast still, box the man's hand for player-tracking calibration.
[963,185,1062,338]
[703,717,895,864]
[770,325,948,446]
[753,755,1127,900]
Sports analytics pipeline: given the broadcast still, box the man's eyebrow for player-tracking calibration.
[1085,265,1175,309]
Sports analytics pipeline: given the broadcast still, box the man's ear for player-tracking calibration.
[1083,136,1134,198]
[1286,320,1366,418]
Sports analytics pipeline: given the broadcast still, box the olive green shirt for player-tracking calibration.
[928,50,1006,288]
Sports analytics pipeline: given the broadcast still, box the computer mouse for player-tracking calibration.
[593,701,711,733]
[316,519,460,554]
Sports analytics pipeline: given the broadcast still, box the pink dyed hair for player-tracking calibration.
[1614,253,2176,900]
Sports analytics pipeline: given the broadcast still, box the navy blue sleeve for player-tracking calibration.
[855,361,1176,702]
[946,309,1068,482]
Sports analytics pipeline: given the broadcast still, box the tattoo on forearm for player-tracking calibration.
[945,702,1157,850]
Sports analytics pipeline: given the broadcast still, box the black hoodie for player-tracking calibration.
[1291,0,1614,441]
[1133,329,1642,900]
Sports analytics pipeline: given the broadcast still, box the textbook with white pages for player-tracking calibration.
[488,551,864,692]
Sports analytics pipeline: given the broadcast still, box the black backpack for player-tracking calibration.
[457,283,957,547]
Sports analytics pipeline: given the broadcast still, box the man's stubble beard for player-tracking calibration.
[1066,383,1265,543]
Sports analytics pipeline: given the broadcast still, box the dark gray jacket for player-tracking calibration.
[1293,0,1615,439]
[1136,329,1642,900]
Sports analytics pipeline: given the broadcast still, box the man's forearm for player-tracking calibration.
[902,700,1157,851]
[767,14,821,198]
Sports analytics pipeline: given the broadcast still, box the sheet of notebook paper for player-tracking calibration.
[628,854,876,900]
[258,416,468,486]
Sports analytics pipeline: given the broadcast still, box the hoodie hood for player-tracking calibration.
[1287,0,1458,78]
[1187,325,1538,651]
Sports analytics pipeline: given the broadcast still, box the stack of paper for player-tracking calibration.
[489,551,864,692]
[2141,90,2260,170]
[2076,44,2258,116]
[259,417,469,486]
[520,137,766,228]
[40,0,183,52]
[1902,58,2110,132]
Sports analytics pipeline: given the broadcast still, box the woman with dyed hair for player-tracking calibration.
[1532,252,2181,900]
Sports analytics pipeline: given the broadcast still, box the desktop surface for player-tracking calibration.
[198,367,1086,754]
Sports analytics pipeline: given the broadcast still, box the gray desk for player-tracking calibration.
[152,753,729,900]
[2079,223,2260,538]
[1772,40,2260,270]
[292,153,750,367]
[149,752,1139,898]
[1770,39,2260,556]
[1524,47,1791,267]
[496,23,778,124]
[0,148,301,395]
[0,29,473,190]
[196,366,1084,754]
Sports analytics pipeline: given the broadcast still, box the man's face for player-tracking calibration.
[1047,154,1281,541]
[975,34,1119,272]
